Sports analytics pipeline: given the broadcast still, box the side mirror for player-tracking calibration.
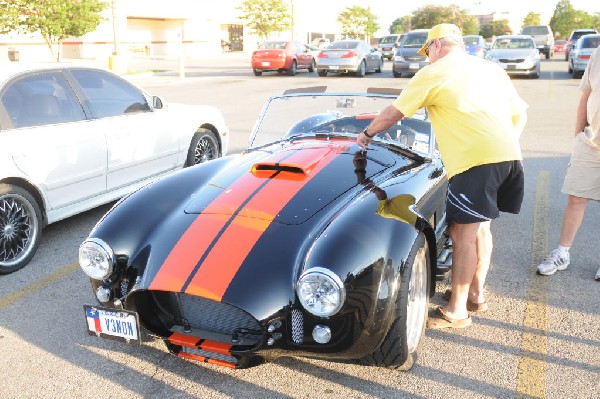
[153,96,164,110]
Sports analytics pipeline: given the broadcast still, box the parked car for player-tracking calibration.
[313,38,331,49]
[521,25,554,59]
[485,35,541,79]
[315,40,383,77]
[565,28,598,61]
[377,33,404,60]
[463,35,486,57]
[251,41,315,76]
[554,39,567,53]
[568,33,600,78]
[80,87,451,370]
[0,63,229,274]
[392,29,430,78]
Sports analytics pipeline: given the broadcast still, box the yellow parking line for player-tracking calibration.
[0,262,79,311]
[516,171,550,399]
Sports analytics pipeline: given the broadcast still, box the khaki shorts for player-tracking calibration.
[562,134,600,201]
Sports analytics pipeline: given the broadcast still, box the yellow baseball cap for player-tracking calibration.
[417,23,463,56]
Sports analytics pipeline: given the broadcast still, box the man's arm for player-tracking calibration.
[357,105,405,147]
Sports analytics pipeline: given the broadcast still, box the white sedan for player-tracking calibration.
[0,63,229,273]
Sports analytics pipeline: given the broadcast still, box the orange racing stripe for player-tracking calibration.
[185,143,350,300]
[150,141,352,296]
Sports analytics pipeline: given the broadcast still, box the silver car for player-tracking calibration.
[569,34,600,79]
[316,40,383,77]
[485,35,541,79]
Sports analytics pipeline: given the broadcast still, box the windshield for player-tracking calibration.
[327,41,360,50]
[522,26,549,35]
[493,38,534,49]
[400,32,428,48]
[580,36,600,49]
[248,91,433,156]
[380,36,398,44]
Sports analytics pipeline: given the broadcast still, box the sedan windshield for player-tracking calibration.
[493,38,534,49]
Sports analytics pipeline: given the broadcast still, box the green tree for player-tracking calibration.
[410,4,479,34]
[2,0,106,61]
[523,12,541,26]
[0,1,21,34]
[549,0,593,39]
[238,0,290,41]
[389,16,412,34]
[337,6,379,40]
[480,19,512,39]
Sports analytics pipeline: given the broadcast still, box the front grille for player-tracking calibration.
[499,58,524,63]
[179,294,261,335]
[291,309,304,344]
[405,56,425,61]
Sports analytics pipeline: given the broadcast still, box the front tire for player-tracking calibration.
[0,184,42,274]
[360,234,430,370]
[185,129,220,166]
[253,69,262,76]
[308,59,316,73]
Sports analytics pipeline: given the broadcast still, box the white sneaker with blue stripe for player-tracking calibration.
[537,248,570,276]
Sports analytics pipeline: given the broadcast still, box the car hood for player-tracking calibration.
[184,138,395,224]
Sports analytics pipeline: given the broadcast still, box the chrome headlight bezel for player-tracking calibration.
[79,238,115,280]
[297,267,345,317]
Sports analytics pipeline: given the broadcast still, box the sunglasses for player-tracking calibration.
[425,40,435,57]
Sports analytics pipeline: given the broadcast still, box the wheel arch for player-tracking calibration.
[0,177,47,226]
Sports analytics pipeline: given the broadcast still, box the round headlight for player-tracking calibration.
[79,238,114,280]
[297,267,345,317]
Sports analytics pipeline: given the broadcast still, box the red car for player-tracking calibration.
[251,41,315,76]
[554,40,567,53]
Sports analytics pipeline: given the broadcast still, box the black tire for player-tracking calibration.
[375,58,383,73]
[308,59,315,73]
[573,70,583,79]
[545,51,550,60]
[253,69,262,76]
[356,60,366,77]
[360,234,430,370]
[393,70,402,78]
[568,63,573,74]
[0,184,42,274]
[318,70,327,77]
[185,129,220,167]
[287,60,297,76]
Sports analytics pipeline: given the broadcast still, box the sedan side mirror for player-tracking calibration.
[153,96,164,110]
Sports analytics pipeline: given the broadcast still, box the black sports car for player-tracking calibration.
[80,87,451,370]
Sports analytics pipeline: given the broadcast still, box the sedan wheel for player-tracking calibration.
[375,58,383,73]
[287,60,297,76]
[360,234,430,370]
[308,59,316,73]
[0,184,42,274]
[253,69,262,76]
[185,129,220,166]
[356,60,366,77]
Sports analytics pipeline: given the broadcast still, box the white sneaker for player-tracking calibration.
[537,249,570,276]
[595,267,600,281]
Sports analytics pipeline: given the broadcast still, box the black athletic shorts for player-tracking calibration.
[446,160,524,225]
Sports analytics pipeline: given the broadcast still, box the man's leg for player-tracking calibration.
[558,195,588,247]
[445,221,482,320]
[469,221,492,304]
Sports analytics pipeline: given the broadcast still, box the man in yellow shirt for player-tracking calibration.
[357,24,528,328]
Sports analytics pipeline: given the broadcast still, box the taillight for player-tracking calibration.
[580,55,591,60]
[318,51,327,58]
[341,51,358,58]
[546,35,551,44]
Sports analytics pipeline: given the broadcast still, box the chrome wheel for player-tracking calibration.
[0,186,41,273]
[186,130,220,166]
[405,245,428,352]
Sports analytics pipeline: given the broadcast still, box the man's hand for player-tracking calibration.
[357,132,373,148]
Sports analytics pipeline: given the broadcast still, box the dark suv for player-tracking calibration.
[521,25,554,59]
[566,28,598,60]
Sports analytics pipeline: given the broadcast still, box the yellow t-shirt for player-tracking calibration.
[393,51,527,178]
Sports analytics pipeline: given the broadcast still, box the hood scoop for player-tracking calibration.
[251,162,306,180]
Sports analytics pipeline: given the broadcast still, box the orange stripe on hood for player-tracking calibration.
[150,141,351,296]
